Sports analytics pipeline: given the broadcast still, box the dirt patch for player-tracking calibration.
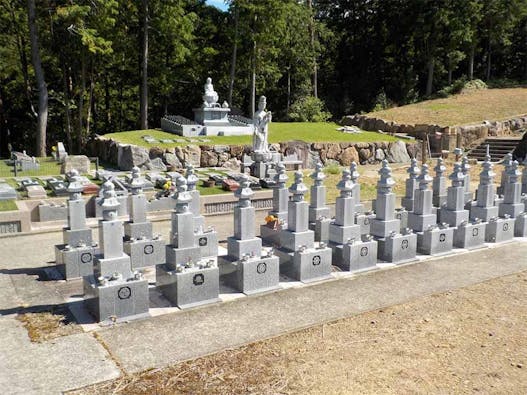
[72,271,527,394]
[17,307,82,342]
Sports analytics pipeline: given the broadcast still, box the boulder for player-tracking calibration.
[145,157,167,172]
[358,147,373,162]
[175,145,201,167]
[200,150,219,167]
[280,140,312,168]
[61,155,91,174]
[118,144,149,170]
[222,158,241,171]
[149,146,164,159]
[340,146,360,166]
[385,141,411,163]
[325,143,342,160]
[163,152,182,170]
[375,148,386,161]
[229,145,245,158]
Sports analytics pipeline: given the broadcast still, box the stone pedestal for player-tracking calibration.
[514,213,527,237]
[54,169,96,280]
[485,217,515,243]
[416,226,454,255]
[371,160,416,264]
[157,177,220,307]
[276,171,332,282]
[355,211,375,236]
[453,221,486,249]
[220,175,280,294]
[401,158,420,211]
[308,163,331,243]
[432,158,447,207]
[260,163,288,245]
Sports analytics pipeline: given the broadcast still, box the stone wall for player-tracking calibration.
[341,113,527,151]
[88,136,420,171]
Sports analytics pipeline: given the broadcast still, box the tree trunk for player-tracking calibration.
[78,50,86,153]
[62,64,73,152]
[140,0,149,130]
[426,58,434,96]
[486,41,492,81]
[27,0,48,157]
[86,70,94,137]
[228,6,239,106]
[104,72,111,130]
[250,40,256,118]
[286,67,291,116]
[468,46,475,80]
[307,0,317,98]
[447,62,453,85]
[0,85,6,156]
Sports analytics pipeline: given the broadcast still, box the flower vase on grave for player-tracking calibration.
[219,175,280,294]
[83,181,149,323]
[408,164,454,255]
[54,169,97,280]
[328,169,378,272]
[156,177,220,308]
[274,171,333,282]
[439,163,486,249]
[308,162,332,243]
[370,160,417,264]
[122,167,165,270]
[260,162,289,245]
[469,155,514,243]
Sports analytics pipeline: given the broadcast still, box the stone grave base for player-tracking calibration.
[330,239,378,273]
[377,233,417,264]
[279,230,315,251]
[83,276,150,323]
[329,223,361,245]
[416,227,454,256]
[276,246,332,283]
[63,228,93,249]
[219,255,280,295]
[355,212,375,236]
[166,245,201,267]
[309,218,331,244]
[124,222,153,240]
[55,244,95,280]
[123,238,165,270]
[194,230,218,258]
[260,224,282,246]
[453,222,487,249]
[515,214,527,237]
[156,264,220,309]
[395,208,408,231]
[485,218,515,243]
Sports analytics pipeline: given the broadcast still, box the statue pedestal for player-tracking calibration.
[193,107,230,126]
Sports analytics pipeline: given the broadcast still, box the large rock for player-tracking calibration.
[201,150,219,167]
[358,147,373,163]
[118,144,149,170]
[375,148,386,161]
[145,157,167,172]
[149,146,164,159]
[325,143,342,160]
[61,155,91,174]
[385,141,411,163]
[340,146,360,166]
[175,145,201,167]
[164,152,182,169]
[222,158,241,170]
[280,140,312,168]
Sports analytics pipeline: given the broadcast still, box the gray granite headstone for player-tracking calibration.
[308,162,331,243]
[260,162,289,245]
[401,158,420,211]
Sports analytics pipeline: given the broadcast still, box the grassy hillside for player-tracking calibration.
[367,88,527,126]
[104,122,399,149]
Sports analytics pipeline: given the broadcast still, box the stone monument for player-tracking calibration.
[401,158,420,211]
[84,181,149,323]
[308,162,331,243]
[260,162,288,245]
[469,154,514,243]
[220,175,280,294]
[328,169,378,271]
[123,167,165,270]
[498,153,513,196]
[439,163,486,249]
[55,169,96,280]
[352,163,374,235]
[275,171,333,282]
[432,157,447,207]
[156,177,220,308]
[498,161,527,237]
[408,164,454,255]
[461,156,473,208]
[370,160,417,263]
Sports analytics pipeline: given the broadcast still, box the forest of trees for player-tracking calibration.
[1,0,527,157]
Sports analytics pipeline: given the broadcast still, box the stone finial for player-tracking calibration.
[100,181,120,221]
[461,156,471,174]
[479,155,495,185]
[434,158,446,177]
[349,162,360,183]
[417,164,432,190]
[503,152,513,169]
[235,174,254,207]
[274,162,288,186]
[449,163,465,187]
[377,160,395,193]
[507,160,521,183]
[128,166,144,195]
[337,168,354,198]
[67,168,84,199]
[175,177,192,213]
[289,171,308,202]
[407,158,421,179]
[453,147,463,156]
[185,164,199,191]
[310,162,326,186]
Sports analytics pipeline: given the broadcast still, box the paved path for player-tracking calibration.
[1,218,526,393]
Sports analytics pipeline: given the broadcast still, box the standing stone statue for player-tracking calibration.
[253,96,271,154]
[84,181,149,323]
[55,169,96,280]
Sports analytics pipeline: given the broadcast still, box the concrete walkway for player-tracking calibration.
[1,220,526,393]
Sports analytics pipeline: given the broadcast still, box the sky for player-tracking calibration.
[206,0,228,11]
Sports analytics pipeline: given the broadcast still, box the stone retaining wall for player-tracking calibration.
[341,113,527,151]
[88,136,420,171]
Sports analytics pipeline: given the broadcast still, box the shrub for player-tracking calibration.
[289,96,332,122]
[323,162,341,175]
[437,78,487,98]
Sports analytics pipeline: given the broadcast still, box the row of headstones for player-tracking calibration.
[55,152,527,323]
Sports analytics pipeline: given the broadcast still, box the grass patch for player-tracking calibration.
[0,200,17,211]
[368,87,527,126]
[0,157,62,178]
[104,122,399,149]
[17,310,81,343]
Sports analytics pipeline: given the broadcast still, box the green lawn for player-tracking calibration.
[0,157,62,178]
[0,200,18,211]
[367,87,527,126]
[104,122,399,149]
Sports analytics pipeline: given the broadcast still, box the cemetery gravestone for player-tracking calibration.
[401,158,420,212]
[498,161,527,237]
[308,162,332,243]
[260,163,289,245]
[432,157,447,207]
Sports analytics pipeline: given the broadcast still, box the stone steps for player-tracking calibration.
[467,138,521,162]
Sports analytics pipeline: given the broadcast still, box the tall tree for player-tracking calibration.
[140,0,149,129]
[27,0,47,157]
